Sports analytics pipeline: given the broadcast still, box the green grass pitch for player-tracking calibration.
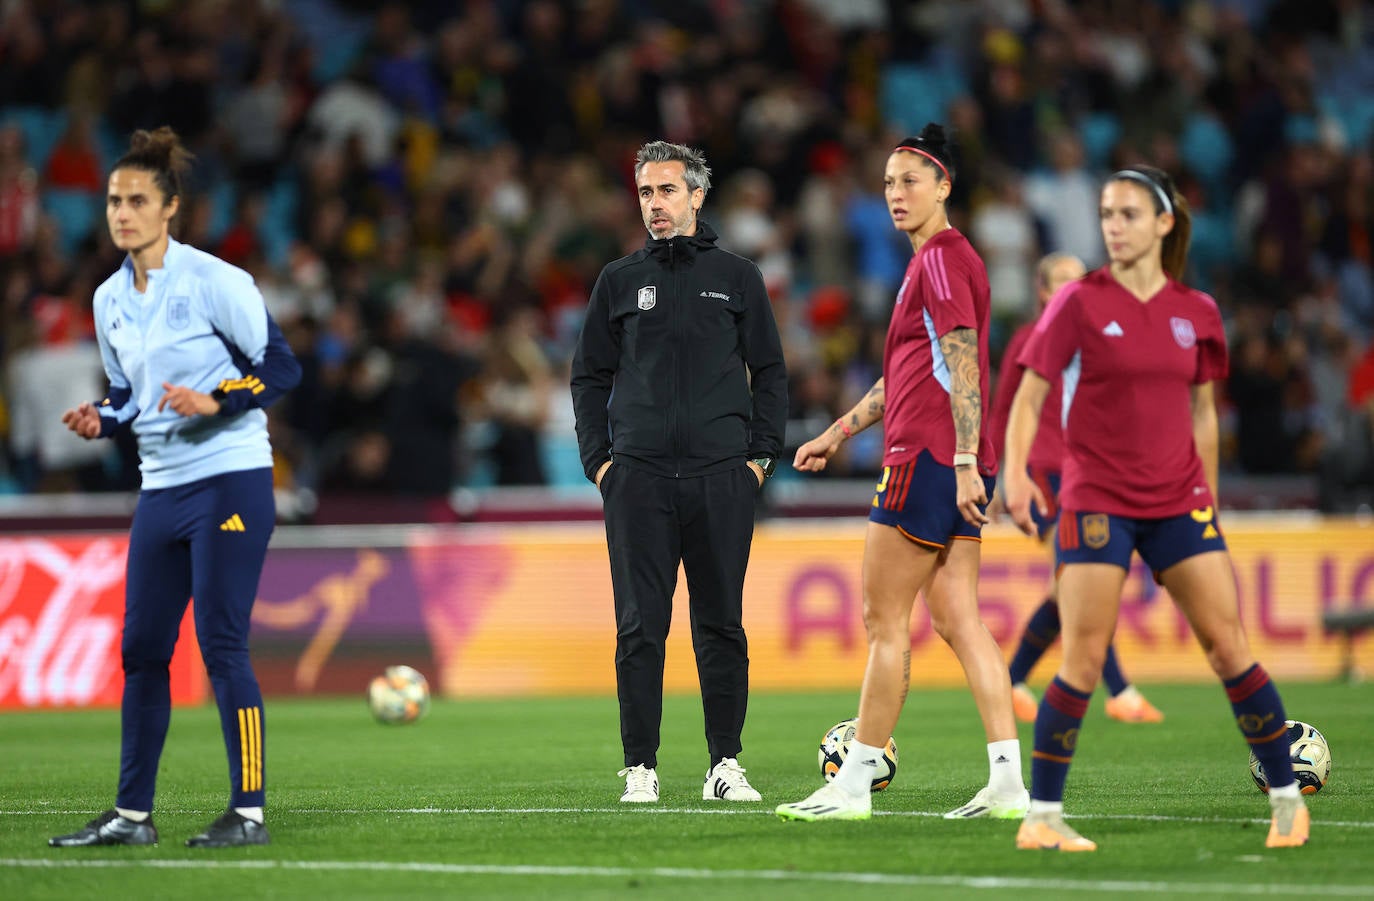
[3,681,1371,899]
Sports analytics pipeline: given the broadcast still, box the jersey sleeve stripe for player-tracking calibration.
[924,247,953,300]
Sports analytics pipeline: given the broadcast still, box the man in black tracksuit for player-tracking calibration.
[571,141,787,804]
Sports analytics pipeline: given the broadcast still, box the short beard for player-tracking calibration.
[647,212,693,240]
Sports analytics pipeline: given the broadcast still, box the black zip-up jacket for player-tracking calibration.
[571,221,788,481]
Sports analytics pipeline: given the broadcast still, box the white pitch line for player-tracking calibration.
[4,807,1373,828]
[0,859,1370,896]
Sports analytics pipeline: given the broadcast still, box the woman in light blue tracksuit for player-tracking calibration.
[50,127,300,850]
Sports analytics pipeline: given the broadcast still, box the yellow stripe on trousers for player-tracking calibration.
[238,707,262,792]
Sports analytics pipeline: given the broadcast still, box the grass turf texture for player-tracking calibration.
[3,682,1371,899]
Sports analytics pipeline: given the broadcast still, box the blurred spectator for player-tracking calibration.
[1024,130,1104,268]
[971,166,1037,321]
[221,46,295,191]
[0,126,39,258]
[480,303,553,486]
[43,115,103,192]
[4,299,110,492]
[2,0,1372,508]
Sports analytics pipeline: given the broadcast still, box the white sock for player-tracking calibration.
[987,739,1024,794]
[834,740,884,796]
[234,806,264,824]
[1269,782,1301,801]
[1028,799,1062,816]
[115,807,149,823]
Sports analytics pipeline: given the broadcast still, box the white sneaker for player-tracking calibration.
[618,765,659,803]
[775,781,871,821]
[944,786,1030,819]
[703,758,761,801]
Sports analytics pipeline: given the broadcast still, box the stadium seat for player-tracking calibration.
[205,181,238,246]
[1077,112,1120,170]
[42,188,101,255]
[260,180,299,267]
[1180,112,1233,191]
[881,64,966,136]
[1,106,66,167]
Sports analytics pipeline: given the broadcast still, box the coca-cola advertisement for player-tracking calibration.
[0,536,205,709]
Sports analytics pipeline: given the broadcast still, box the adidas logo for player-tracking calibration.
[1102,321,1124,337]
[858,758,879,767]
[219,514,246,532]
[994,755,1010,764]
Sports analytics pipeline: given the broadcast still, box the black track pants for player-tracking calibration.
[600,464,757,769]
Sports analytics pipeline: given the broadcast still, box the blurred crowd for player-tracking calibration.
[2,0,1373,512]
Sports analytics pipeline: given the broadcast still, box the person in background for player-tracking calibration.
[989,251,1165,724]
[1004,165,1307,851]
[571,140,787,804]
[49,127,300,849]
[776,125,1028,823]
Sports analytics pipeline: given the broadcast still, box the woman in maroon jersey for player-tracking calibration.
[990,251,1165,725]
[1003,166,1307,851]
[777,124,1027,823]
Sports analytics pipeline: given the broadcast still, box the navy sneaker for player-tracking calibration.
[185,810,270,848]
[49,809,158,847]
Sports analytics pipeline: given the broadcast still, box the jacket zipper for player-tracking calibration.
[671,241,683,476]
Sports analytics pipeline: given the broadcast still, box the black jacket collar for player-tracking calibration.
[645,220,719,262]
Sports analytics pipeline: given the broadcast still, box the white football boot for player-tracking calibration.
[944,785,1030,819]
[775,782,871,821]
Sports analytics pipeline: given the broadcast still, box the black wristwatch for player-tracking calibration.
[749,457,777,479]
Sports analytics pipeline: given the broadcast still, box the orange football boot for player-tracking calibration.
[1105,686,1165,723]
[1016,811,1097,852]
[1266,795,1310,848]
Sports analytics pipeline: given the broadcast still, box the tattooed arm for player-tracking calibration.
[938,327,989,525]
[792,378,885,473]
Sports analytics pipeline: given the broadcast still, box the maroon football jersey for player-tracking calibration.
[990,318,1066,474]
[882,228,996,475]
[1019,268,1228,517]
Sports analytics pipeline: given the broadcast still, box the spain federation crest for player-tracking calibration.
[167,296,191,330]
[637,286,656,311]
[1170,316,1196,349]
[1082,513,1110,549]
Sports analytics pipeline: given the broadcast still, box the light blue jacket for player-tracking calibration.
[94,238,299,489]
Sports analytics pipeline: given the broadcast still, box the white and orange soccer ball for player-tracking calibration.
[818,717,898,792]
[367,665,431,725]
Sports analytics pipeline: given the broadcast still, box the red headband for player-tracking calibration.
[894,146,951,183]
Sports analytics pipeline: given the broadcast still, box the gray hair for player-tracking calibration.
[634,141,712,200]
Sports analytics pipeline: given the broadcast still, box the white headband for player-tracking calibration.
[1112,170,1173,216]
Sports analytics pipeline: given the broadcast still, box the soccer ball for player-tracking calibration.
[367,665,431,725]
[818,718,898,792]
[1249,720,1330,795]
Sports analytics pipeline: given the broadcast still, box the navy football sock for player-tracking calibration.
[1031,676,1091,803]
[1009,598,1060,684]
[1101,644,1128,697]
[1225,663,1295,790]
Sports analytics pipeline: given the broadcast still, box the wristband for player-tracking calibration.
[953,452,978,468]
[836,419,853,439]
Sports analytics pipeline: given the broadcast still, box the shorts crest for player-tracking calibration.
[1082,513,1110,549]
[1170,316,1196,349]
[637,286,656,311]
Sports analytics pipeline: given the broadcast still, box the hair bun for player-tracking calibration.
[917,122,948,150]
